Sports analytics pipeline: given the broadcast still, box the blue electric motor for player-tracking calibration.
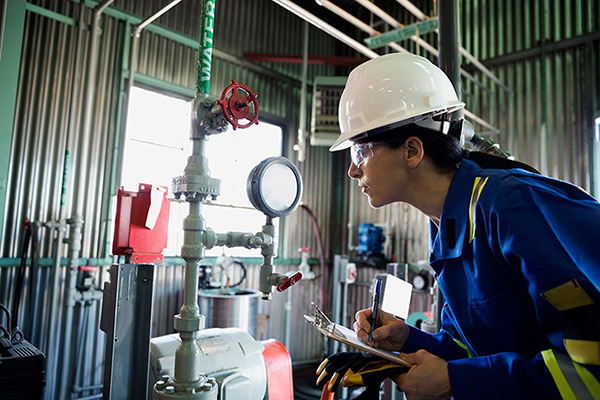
[357,223,385,255]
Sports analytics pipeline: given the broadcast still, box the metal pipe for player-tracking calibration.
[197,0,215,95]
[438,0,461,99]
[393,0,510,92]
[297,21,309,162]
[394,0,428,21]
[317,0,488,93]
[316,0,409,53]
[42,222,66,398]
[463,109,499,134]
[272,0,379,58]
[57,214,83,400]
[134,0,183,35]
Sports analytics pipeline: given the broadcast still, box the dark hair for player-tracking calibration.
[364,123,539,174]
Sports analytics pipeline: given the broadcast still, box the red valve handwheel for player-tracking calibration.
[218,79,259,130]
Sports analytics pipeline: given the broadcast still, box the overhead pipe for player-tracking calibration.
[316,0,409,53]
[392,0,511,92]
[272,0,379,58]
[394,0,428,21]
[315,0,490,94]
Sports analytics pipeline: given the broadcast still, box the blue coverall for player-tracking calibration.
[401,159,600,399]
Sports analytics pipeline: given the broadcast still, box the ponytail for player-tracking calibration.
[464,151,540,174]
[365,123,539,174]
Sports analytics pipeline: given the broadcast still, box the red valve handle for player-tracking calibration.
[276,272,303,292]
[217,79,259,130]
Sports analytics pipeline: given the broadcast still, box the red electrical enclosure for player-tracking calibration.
[112,183,170,263]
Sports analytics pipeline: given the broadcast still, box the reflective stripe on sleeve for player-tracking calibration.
[468,177,488,243]
[541,349,600,400]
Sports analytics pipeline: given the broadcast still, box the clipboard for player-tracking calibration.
[304,303,412,368]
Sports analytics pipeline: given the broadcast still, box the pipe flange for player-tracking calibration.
[172,175,221,200]
[154,375,217,399]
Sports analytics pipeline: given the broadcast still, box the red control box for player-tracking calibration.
[112,183,170,263]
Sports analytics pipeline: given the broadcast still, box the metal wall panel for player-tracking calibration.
[461,0,600,188]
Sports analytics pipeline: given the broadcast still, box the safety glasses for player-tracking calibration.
[350,142,389,167]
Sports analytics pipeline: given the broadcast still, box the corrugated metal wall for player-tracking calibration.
[461,0,600,187]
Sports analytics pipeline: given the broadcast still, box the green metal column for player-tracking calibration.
[0,0,26,240]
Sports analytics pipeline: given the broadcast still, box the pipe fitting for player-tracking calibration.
[174,313,204,332]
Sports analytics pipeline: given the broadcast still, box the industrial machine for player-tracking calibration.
[150,328,293,400]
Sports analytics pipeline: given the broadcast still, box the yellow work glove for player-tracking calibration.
[316,352,408,399]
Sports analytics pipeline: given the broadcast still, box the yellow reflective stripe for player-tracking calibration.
[564,339,600,366]
[468,177,488,243]
[574,363,600,398]
[541,280,594,311]
[452,338,474,358]
[542,349,599,400]
[543,349,578,400]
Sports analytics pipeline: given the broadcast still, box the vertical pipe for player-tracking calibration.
[438,0,462,109]
[44,223,65,398]
[296,21,309,162]
[435,0,460,334]
[58,215,83,400]
[197,0,216,95]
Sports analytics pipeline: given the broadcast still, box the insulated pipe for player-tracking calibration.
[272,0,379,58]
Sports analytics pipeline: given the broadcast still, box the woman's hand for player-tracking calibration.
[352,308,409,350]
[394,350,452,400]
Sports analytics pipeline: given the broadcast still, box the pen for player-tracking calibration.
[369,278,382,342]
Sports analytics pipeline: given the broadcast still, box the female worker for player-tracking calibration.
[328,53,600,399]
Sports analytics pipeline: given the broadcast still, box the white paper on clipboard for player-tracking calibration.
[304,313,412,368]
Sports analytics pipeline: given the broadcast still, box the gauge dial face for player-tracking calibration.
[412,274,426,290]
[247,157,303,218]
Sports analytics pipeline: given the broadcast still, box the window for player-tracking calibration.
[121,86,283,257]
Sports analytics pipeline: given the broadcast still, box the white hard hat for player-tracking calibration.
[330,53,465,152]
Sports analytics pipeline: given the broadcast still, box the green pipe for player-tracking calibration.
[197,0,216,95]
[60,150,70,207]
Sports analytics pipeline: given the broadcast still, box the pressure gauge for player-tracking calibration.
[412,273,428,290]
[246,157,303,218]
